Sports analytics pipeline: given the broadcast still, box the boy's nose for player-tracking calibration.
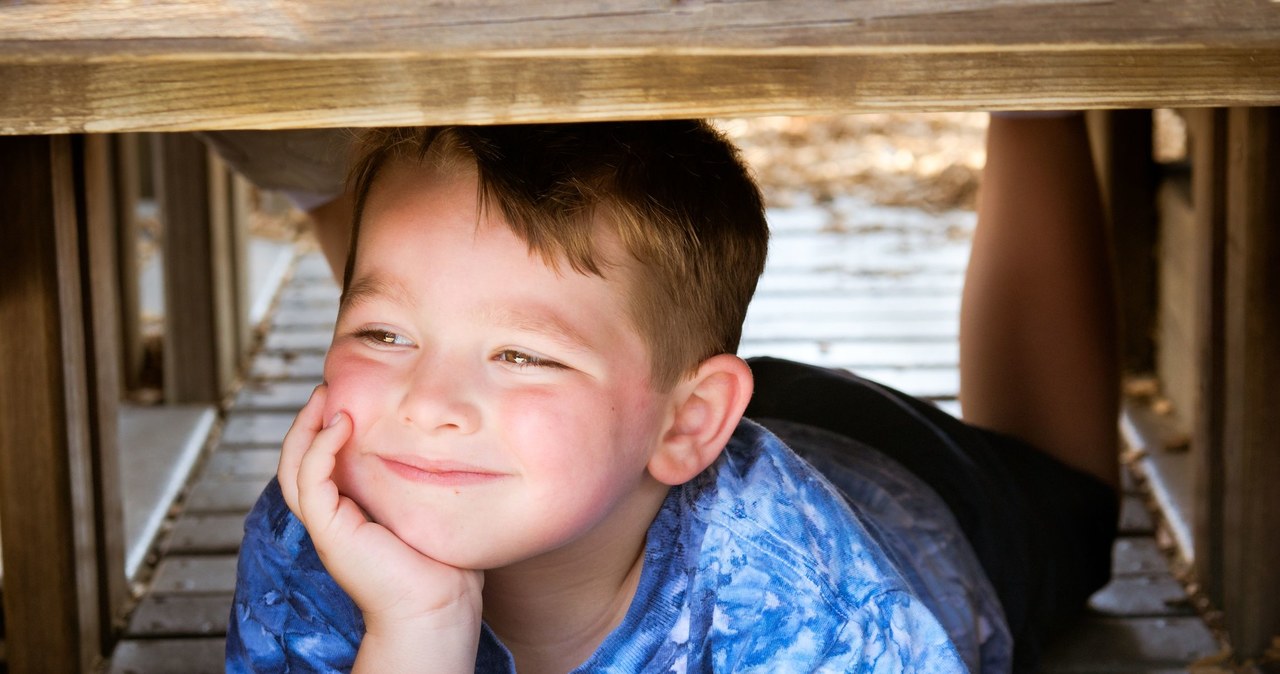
[397,359,480,434]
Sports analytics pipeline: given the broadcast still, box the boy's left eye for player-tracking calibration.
[354,328,415,347]
[494,349,564,369]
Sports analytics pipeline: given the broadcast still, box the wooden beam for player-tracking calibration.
[227,171,255,372]
[1087,109,1158,373]
[81,133,129,648]
[1219,107,1280,659]
[2,1,1280,133]
[113,133,146,393]
[1187,108,1229,608]
[153,133,240,403]
[0,135,107,672]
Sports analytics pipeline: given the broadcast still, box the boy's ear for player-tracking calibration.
[648,354,754,486]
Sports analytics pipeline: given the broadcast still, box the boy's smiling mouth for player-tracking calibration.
[376,453,508,486]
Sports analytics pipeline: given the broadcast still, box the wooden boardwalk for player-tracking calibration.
[108,198,1222,673]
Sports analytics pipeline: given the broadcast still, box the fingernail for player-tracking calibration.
[325,413,341,429]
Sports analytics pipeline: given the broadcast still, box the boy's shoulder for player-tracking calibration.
[675,419,917,600]
[718,417,1012,673]
[610,418,965,670]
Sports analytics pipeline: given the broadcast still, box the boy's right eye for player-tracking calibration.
[353,328,415,347]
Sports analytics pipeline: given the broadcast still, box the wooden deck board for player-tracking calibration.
[4,1,1280,133]
[112,191,1221,667]
[160,514,247,555]
[126,594,232,637]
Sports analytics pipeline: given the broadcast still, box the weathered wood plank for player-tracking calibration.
[220,412,296,446]
[1155,176,1196,436]
[161,513,246,554]
[107,637,225,674]
[1187,107,1229,609]
[154,133,239,402]
[183,476,270,514]
[1039,615,1220,672]
[82,133,130,644]
[1087,574,1195,618]
[113,133,147,393]
[1219,106,1280,659]
[6,1,1278,54]
[148,555,239,594]
[3,1,1279,133]
[202,448,280,480]
[125,594,232,637]
[249,352,327,380]
[1086,109,1157,373]
[0,134,108,672]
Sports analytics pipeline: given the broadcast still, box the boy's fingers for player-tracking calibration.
[295,410,352,532]
[278,384,327,516]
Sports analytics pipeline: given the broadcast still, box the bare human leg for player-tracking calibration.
[960,114,1121,490]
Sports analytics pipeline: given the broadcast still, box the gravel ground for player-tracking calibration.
[716,113,989,212]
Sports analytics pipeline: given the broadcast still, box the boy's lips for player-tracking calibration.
[375,453,507,486]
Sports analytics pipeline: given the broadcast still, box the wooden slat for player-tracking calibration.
[1219,106,1280,659]
[1155,176,1196,434]
[227,171,254,372]
[2,1,1280,133]
[0,135,106,672]
[6,1,1279,53]
[81,133,130,651]
[1086,109,1158,373]
[112,133,147,393]
[153,133,238,402]
[1187,108,1229,606]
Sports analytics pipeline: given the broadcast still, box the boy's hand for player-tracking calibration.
[279,386,484,672]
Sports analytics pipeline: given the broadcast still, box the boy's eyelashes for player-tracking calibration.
[349,326,567,371]
[493,349,566,370]
[353,327,415,347]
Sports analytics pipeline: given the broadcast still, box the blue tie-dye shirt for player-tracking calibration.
[229,419,1008,672]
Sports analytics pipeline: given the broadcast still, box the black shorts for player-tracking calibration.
[744,357,1118,672]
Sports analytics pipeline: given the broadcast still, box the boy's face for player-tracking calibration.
[322,161,675,571]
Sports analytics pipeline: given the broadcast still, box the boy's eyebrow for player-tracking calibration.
[340,274,413,311]
[481,305,596,354]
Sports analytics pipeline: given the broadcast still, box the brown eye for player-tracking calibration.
[495,349,564,369]
[355,328,414,347]
[497,349,537,365]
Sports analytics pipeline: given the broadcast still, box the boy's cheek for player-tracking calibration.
[320,350,383,427]
[320,378,367,436]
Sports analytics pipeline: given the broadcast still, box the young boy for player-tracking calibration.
[228,117,1119,673]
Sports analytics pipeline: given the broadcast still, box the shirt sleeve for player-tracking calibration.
[826,590,971,674]
[705,583,969,674]
[226,478,365,673]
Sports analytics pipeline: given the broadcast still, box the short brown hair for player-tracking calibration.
[345,121,768,390]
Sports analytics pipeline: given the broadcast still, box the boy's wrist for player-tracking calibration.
[356,611,482,673]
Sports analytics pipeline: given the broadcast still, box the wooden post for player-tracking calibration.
[0,135,112,672]
[113,133,146,394]
[1187,108,1229,607]
[220,162,255,375]
[1218,107,1280,659]
[152,134,241,402]
[81,134,129,648]
[1086,109,1158,373]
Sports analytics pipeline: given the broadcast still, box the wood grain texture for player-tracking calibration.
[2,0,1279,133]
[155,133,239,402]
[0,134,106,673]
[1086,109,1157,373]
[1220,106,1280,660]
[82,133,129,651]
[112,134,146,392]
[1187,108,1228,607]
